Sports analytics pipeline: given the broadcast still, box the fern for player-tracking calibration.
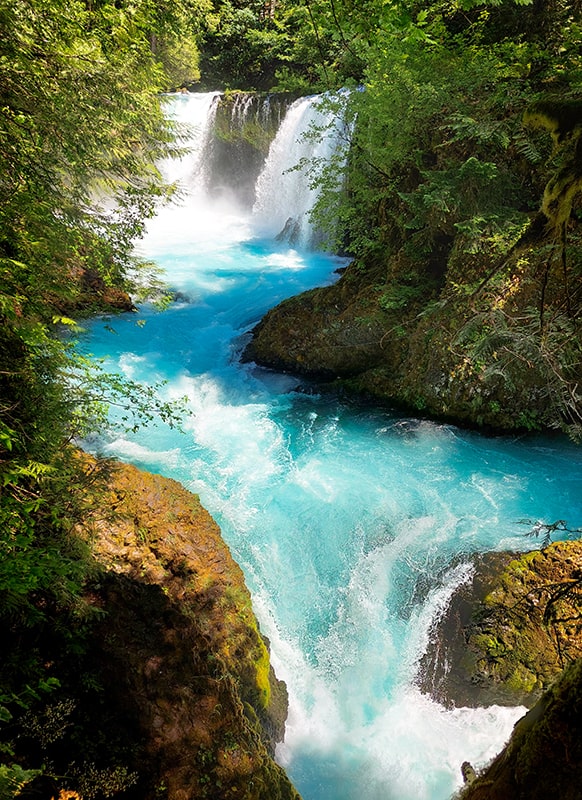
[442,113,511,150]
[453,305,582,435]
[513,128,545,164]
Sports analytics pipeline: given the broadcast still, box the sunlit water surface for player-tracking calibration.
[80,93,582,800]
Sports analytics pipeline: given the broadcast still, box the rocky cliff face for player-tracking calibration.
[207,92,291,208]
[419,542,582,709]
[418,540,582,800]
[241,246,579,433]
[456,657,582,800]
[79,459,300,800]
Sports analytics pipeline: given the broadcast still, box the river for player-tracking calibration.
[80,92,582,800]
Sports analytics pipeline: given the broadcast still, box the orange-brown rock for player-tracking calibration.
[79,459,299,800]
[51,267,135,313]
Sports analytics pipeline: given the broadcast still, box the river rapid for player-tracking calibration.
[80,92,582,800]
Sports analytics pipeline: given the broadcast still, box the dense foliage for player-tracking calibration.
[293,1,582,435]
[0,0,202,795]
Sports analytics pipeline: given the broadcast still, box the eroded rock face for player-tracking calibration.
[241,248,580,433]
[456,658,582,800]
[82,460,299,800]
[242,261,399,380]
[419,542,582,709]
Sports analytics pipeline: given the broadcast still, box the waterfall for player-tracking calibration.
[81,88,582,800]
[252,94,350,247]
[152,91,349,250]
[158,91,221,191]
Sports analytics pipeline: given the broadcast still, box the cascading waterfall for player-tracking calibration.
[252,93,350,246]
[81,92,582,800]
[159,91,221,189]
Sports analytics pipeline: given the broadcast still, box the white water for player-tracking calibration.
[252,93,350,246]
[80,93,582,800]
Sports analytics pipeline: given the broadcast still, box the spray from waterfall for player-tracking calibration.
[149,91,350,251]
[252,94,351,248]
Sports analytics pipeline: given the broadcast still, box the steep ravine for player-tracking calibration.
[86,467,582,800]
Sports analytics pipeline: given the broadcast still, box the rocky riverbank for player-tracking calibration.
[7,458,300,800]
[456,657,582,800]
[419,541,582,709]
[241,243,581,435]
[80,459,300,800]
[417,540,582,799]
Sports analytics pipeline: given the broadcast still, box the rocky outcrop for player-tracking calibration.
[456,657,582,800]
[417,541,582,799]
[55,267,135,313]
[78,460,299,800]
[242,227,582,434]
[76,268,135,312]
[241,253,503,427]
[419,541,582,709]
[242,259,402,379]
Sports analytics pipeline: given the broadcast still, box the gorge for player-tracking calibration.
[79,92,582,800]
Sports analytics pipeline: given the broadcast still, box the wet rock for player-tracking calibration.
[419,542,582,709]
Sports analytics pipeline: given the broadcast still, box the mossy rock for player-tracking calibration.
[458,658,582,800]
[419,542,582,708]
[75,458,300,799]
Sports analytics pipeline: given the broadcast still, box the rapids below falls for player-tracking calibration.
[80,92,582,800]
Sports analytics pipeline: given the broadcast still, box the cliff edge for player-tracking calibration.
[420,542,582,710]
[7,459,300,800]
[81,459,300,800]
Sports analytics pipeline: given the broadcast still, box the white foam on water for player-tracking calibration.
[253,553,525,800]
[98,438,182,470]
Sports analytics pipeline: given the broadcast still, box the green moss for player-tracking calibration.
[506,663,539,694]
[473,633,507,658]
[254,644,272,709]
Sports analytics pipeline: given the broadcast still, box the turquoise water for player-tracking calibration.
[79,94,582,800]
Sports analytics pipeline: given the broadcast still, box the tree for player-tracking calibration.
[0,2,199,792]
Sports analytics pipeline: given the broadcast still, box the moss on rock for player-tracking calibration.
[457,657,582,800]
[78,459,300,800]
[419,542,582,709]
